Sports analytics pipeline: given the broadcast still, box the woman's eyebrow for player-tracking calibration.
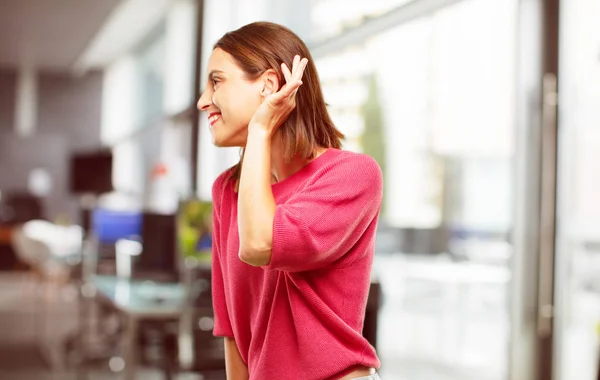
[208,69,225,78]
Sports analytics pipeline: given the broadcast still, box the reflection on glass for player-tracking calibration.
[137,25,166,126]
[556,0,600,378]
[310,0,416,41]
[314,0,515,378]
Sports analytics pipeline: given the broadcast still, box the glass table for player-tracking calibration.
[85,275,186,380]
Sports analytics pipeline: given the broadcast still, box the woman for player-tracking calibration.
[197,22,383,380]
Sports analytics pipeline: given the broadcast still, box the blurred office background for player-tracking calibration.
[0,0,598,379]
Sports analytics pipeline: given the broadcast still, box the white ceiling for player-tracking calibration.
[0,0,121,70]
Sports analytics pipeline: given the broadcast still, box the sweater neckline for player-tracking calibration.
[271,148,338,191]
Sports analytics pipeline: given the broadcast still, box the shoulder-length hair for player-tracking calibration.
[213,22,344,188]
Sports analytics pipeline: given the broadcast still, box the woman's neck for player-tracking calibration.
[269,132,326,184]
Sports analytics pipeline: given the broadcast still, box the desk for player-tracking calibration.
[0,225,18,270]
[89,275,185,380]
[0,225,13,243]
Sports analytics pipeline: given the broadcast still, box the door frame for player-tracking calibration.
[510,0,559,379]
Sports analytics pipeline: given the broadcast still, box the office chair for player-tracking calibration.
[363,281,382,351]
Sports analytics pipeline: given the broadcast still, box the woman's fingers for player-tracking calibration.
[289,58,307,97]
[293,58,308,82]
[272,80,301,104]
[282,63,292,83]
[282,56,309,85]
[290,56,300,80]
[271,55,308,105]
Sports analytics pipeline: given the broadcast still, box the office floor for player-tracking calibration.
[1,254,593,380]
[0,256,506,380]
[0,272,175,380]
[374,254,508,380]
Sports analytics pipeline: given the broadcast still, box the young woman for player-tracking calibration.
[197,22,383,380]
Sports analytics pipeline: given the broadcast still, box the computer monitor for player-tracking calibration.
[137,212,179,281]
[176,199,213,307]
[3,192,44,223]
[69,151,113,195]
[176,198,213,263]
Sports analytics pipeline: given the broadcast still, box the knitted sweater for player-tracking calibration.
[211,148,383,380]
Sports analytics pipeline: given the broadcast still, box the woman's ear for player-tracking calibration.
[261,69,279,97]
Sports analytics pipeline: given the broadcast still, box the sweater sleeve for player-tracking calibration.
[263,154,383,273]
[211,173,234,337]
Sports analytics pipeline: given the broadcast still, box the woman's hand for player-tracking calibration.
[249,55,308,137]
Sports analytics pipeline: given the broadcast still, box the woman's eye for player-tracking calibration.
[212,78,220,89]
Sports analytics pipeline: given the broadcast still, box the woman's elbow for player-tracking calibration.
[238,242,272,266]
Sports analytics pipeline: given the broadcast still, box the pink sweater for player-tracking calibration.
[211,148,383,380]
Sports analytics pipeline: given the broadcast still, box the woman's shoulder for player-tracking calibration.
[211,167,236,203]
[303,149,383,203]
[214,167,235,188]
[322,149,382,181]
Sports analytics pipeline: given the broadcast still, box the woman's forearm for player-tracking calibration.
[237,126,276,266]
[224,337,249,380]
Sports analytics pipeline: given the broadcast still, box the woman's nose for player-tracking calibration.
[197,89,212,111]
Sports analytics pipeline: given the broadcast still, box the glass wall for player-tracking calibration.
[311,0,516,378]
[197,0,561,378]
[310,0,416,41]
[555,0,600,378]
[101,0,198,207]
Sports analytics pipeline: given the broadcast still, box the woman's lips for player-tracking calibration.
[208,112,221,127]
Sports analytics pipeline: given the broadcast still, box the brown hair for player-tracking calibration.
[214,22,344,188]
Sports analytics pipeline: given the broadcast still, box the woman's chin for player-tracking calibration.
[212,136,244,148]
[211,136,222,147]
[211,127,247,147]
[210,132,226,147]
[212,139,229,148]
